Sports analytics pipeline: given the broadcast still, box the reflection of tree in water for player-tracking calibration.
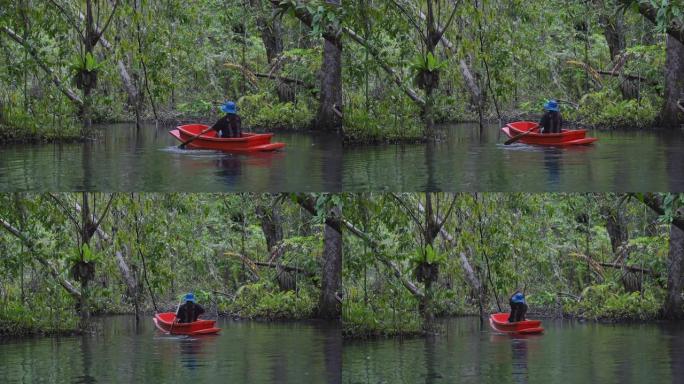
[510,338,529,384]
[73,336,97,384]
[663,323,684,384]
[666,133,684,190]
[323,325,342,384]
[424,141,438,192]
[424,335,443,384]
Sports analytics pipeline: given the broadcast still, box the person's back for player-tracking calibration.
[211,101,241,138]
[538,100,562,134]
[508,290,527,322]
[228,113,242,138]
[212,114,231,138]
[175,293,205,323]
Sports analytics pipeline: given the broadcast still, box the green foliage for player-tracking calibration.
[239,92,314,129]
[226,281,316,319]
[342,300,422,338]
[177,99,215,117]
[69,53,104,74]
[342,193,676,337]
[0,99,80,142]
[342,98,424,143]
[568,89,660,128]
[565,283,661,321]
[0,193,337,335]
[410,52,448,74]
[0,291,77,336]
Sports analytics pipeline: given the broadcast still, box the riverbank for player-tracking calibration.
[0,122,83,144]
[342,288,666,340]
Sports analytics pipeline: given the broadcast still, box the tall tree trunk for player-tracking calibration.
[663,221,684,319]
[599,11,637,99]
[602,203,640,292]
[602,204,628,255]
[256,200,295,291]
[319,205,342,319]
[250,0,291,102]
[420,193,438,329]
[317,37,343,132]
[662,36,684,128]
[81,0,96,135]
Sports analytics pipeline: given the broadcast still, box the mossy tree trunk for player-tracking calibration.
[319,204,342,320]
[663,221,684,319]
[662,36,684,128]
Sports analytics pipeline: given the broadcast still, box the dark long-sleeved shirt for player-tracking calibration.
[211,114,242,138]
[175,301,205,323]
[538,111,562,133]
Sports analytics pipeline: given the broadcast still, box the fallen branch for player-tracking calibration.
[598,262,656,276]
[596,70,658,86]
[253,261,316,277]
[225,252,260,281]
[255,72,311,87]
[557,292,581,301]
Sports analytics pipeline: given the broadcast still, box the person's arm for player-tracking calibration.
[211,115,228,130]
[175,304,183,322]
[197,304,205,317]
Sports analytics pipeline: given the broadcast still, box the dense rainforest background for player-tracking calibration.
[1,193,683,338]
[341,192,684,337]
[0,193,345,335]
[0,0,682,144]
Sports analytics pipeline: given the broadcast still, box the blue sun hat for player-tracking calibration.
[184,292,196,303]
[543,99,559,112]
[511,292,526,304]
[220,101,237,114]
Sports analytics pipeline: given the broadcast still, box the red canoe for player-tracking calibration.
[170,124,286,152]
[489,313,544,334]
[153,312,221,335]
[502,121,598,146]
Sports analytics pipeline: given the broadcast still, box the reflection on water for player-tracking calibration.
[0,316,340,384]
[0,123,343,191]
[179,337,209,370]
[343,123,684,191]
[343,317,684,384]
[510,338,529,384]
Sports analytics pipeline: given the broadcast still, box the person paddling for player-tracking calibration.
[538,100,562,134]
[508,289,527,323]
[175,293,205,323]
[211,101,242,138]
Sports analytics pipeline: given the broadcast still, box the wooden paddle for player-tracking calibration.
[504,124,538,145]
[178,126,214,149]
[169,297,183,335]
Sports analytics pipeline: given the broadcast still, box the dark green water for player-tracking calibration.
[0,123,343,192]
[343,123,684,191]
[0,316,341,384]
[343,317,684,384]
